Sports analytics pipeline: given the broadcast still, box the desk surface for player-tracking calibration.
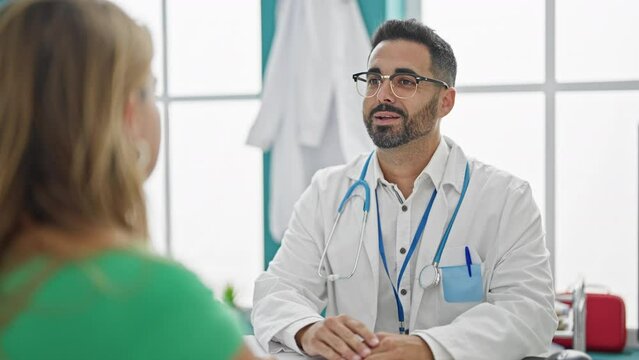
[590,351,639,360]
[244,336,639,359]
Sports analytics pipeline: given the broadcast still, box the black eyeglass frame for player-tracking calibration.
[351,71,450,98]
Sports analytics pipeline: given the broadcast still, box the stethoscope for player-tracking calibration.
[318,151,471,334]
[317,153,373,282]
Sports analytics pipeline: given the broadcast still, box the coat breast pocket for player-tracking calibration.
[439,245,485,303]
[441,264,483,302]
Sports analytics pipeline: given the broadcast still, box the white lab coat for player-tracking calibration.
[246,0,373,240]
[252,137,558,360]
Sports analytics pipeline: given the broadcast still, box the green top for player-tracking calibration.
[0,248,243,360]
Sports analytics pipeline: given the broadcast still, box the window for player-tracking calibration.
[422,0,544,86]
[442,92,546,215]
[113,0,263,307]
[556,0,639,82]
[169,101,262,305]
[556,91,639,327]
[421,0,639,328]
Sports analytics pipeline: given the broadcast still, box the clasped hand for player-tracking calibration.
[295,315,433,360]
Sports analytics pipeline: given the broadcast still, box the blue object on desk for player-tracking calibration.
[465,246,472,277]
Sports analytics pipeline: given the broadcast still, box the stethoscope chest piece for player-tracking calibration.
[419,264,441,289]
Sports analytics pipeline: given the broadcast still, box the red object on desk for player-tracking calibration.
[554,293,627,352]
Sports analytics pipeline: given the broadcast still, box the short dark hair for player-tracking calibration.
[371,19,457,87]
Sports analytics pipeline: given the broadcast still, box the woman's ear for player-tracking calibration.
[123,92,138,135]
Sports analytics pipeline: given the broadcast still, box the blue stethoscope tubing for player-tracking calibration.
[317,152,374,281]
[317,150,471,334]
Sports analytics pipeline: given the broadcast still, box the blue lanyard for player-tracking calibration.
[375,188,437,335]
[375,163,470,334]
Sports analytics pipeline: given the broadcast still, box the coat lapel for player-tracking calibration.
[345,153,380,329]
[361,187,380,329]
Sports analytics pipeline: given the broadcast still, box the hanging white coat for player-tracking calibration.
[246,0,373,241]
[252,137,558,360]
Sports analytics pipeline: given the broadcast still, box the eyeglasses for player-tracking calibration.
[352,71,450,99]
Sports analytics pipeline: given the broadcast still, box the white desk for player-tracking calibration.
[244,336,312,359]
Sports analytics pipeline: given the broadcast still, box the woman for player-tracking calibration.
[0,1,263,359]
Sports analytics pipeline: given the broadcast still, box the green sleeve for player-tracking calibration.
[129,262,244,360]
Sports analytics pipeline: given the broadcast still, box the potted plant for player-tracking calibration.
[222,284,253,335]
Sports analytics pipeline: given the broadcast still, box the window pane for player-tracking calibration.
[111,0,164,95]
[441,93,546,217]
[421,0,545,85]
[144,104,167,254]
[556,91,639,328]
[556,0,639,82]
[167,1,261,96]
[169,100,263,306]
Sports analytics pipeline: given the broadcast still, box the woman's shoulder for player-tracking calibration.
[61,247,217,311]
[2,247,244,360]
[93,248,207,289]
[7,247,221,320]
[88,248,244,358]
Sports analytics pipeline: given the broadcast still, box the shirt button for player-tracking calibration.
[401,205,408,212]
[400,289,407,296]
[399,247,407,254]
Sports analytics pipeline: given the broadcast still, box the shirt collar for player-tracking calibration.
[346,136,468,194]
[370,137,450,190]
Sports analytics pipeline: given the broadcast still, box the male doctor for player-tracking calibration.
[252,19,557,360]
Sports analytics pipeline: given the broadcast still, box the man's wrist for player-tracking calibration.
[294,322,315,351]
[411,334,435,360]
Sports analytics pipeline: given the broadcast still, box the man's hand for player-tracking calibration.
[366,332,434,360]
[295,315,380,360]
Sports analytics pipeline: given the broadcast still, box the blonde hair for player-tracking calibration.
[0,0,153,259]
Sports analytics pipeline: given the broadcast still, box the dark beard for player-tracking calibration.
[364,96,439,149]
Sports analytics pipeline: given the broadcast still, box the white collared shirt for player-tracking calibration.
[373,138,448,335]
[372,139,453,358]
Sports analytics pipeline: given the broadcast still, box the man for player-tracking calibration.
[252,19,557,360]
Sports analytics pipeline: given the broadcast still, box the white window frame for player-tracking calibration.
[155,0,261,255]
[410,0,639,343]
